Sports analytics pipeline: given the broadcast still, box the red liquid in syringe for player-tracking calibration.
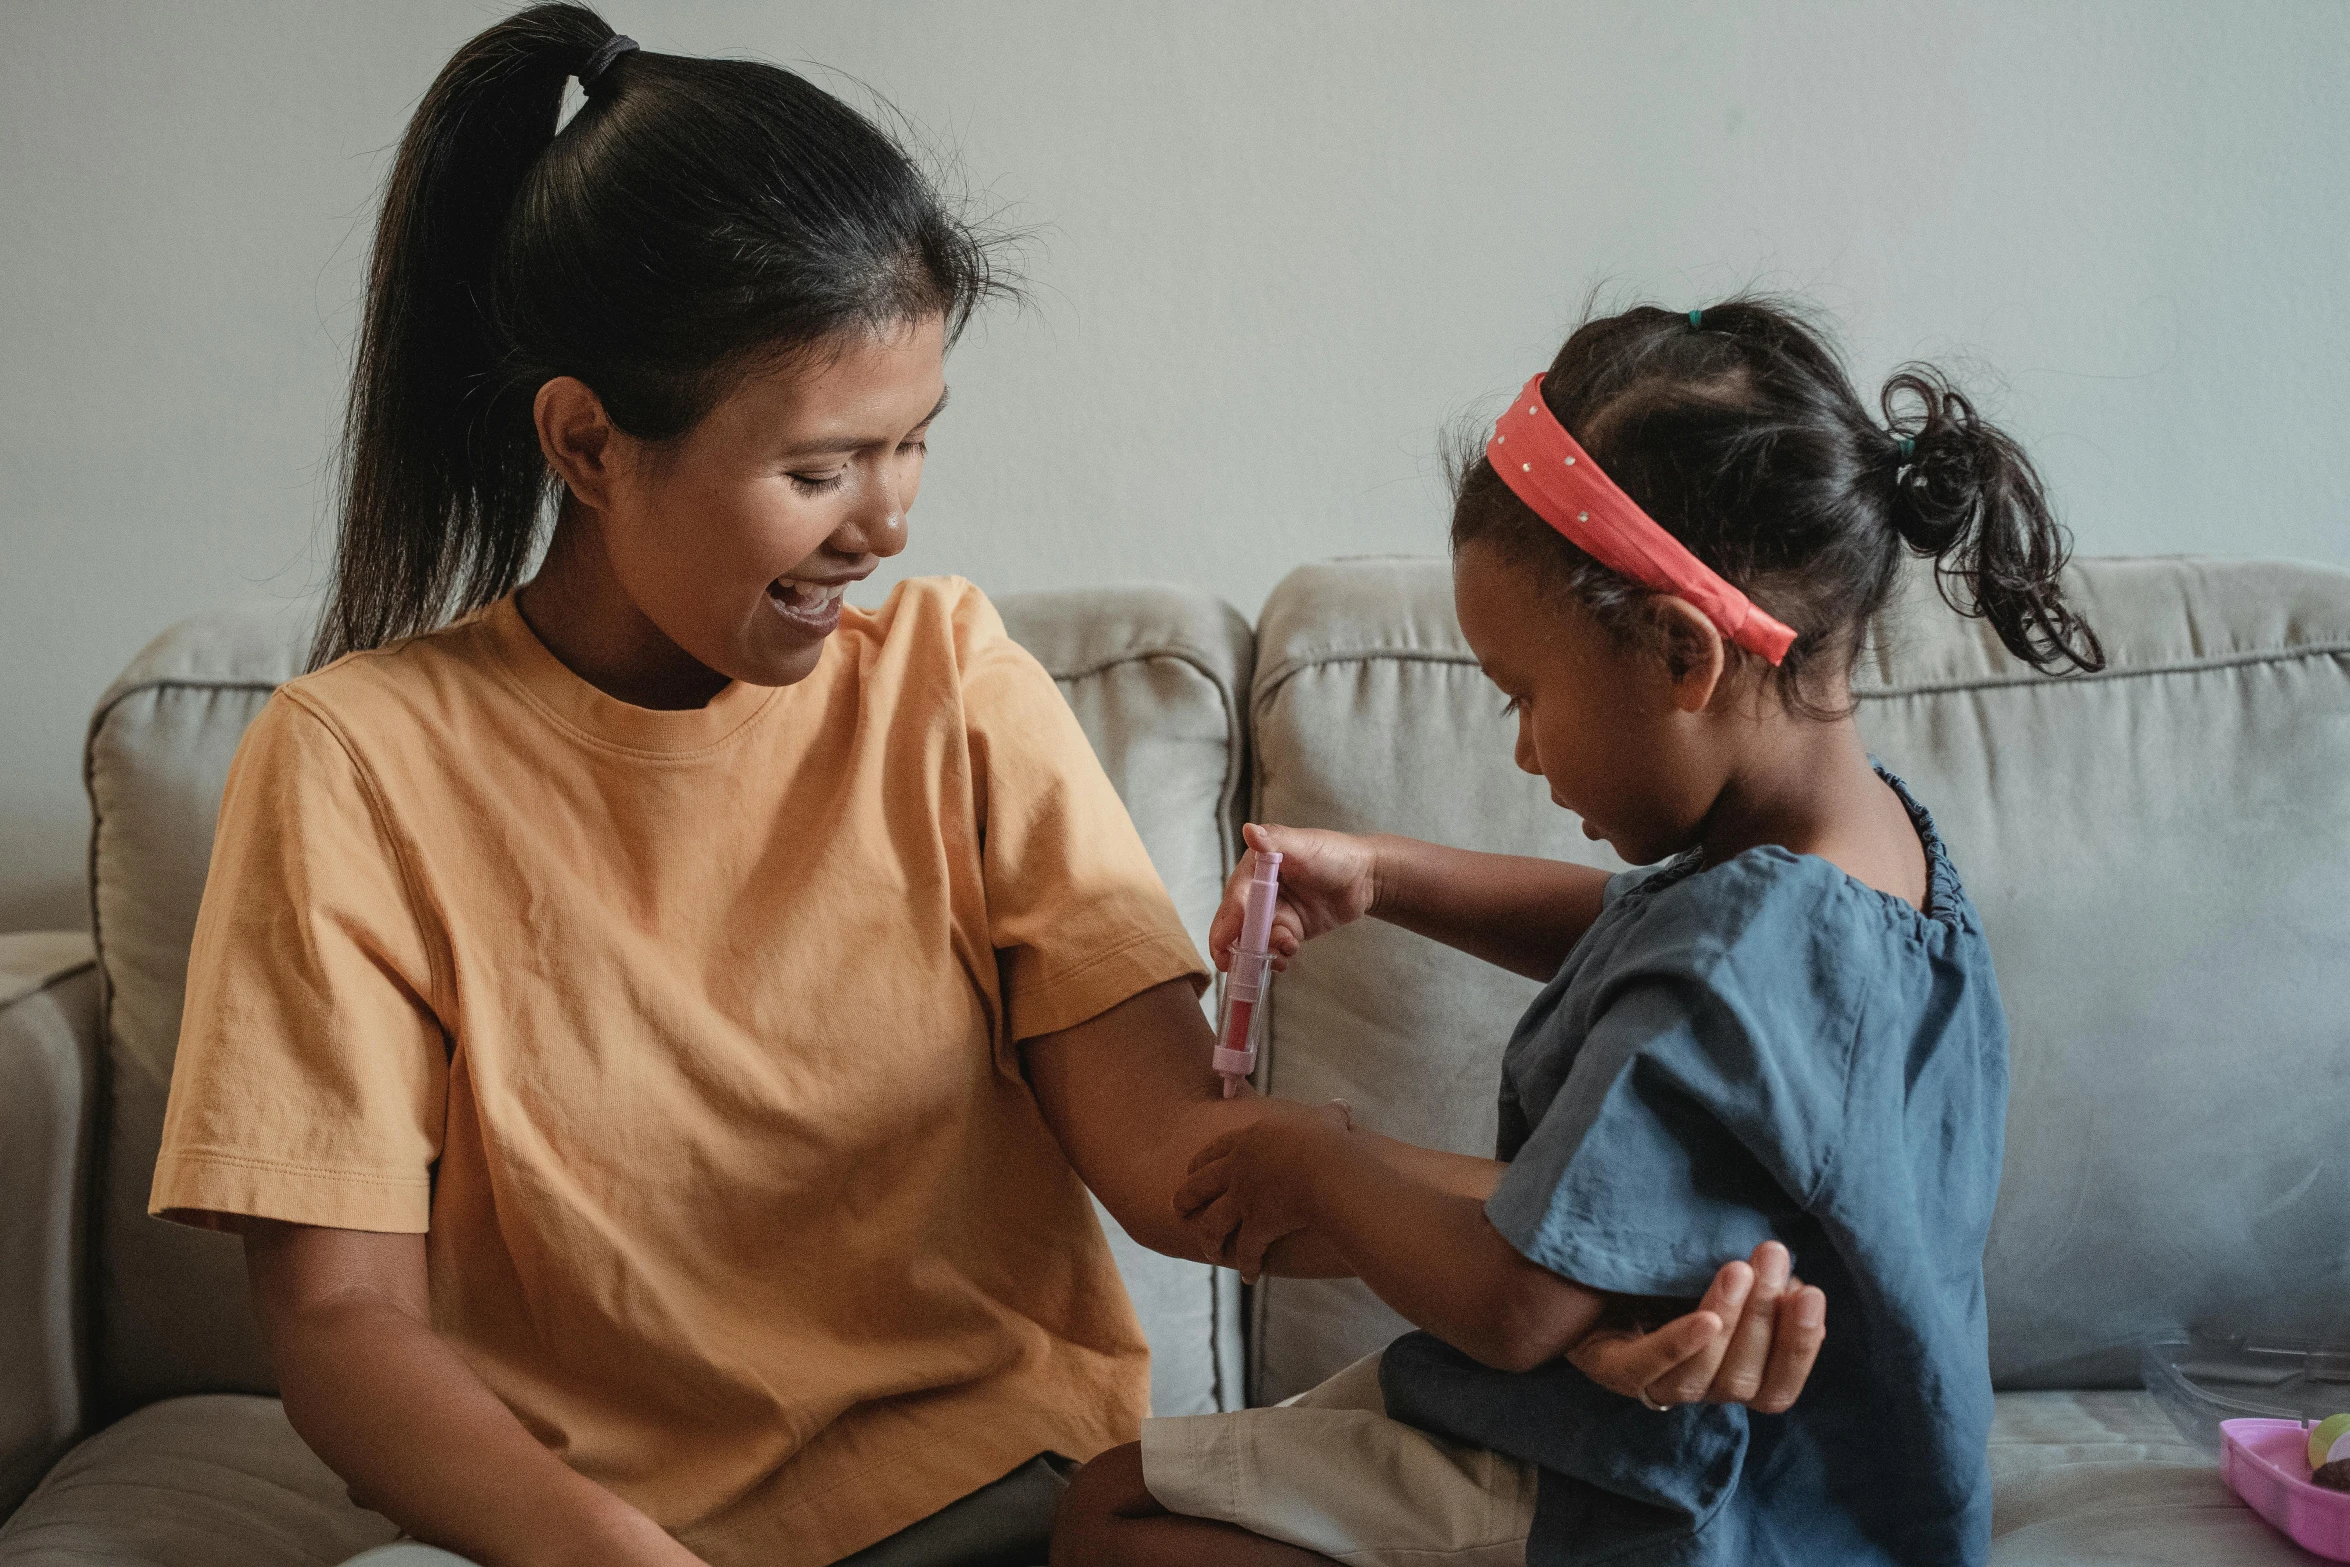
[1214,851,1281,1097]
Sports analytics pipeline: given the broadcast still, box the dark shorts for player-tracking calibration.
[344,1453,1075,1567]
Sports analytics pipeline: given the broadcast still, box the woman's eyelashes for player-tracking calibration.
[786,439,923,495]
[1499,694,1526,718]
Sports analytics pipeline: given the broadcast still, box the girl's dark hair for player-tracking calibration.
[1451,298,2104,710]
[313,3,1002,668]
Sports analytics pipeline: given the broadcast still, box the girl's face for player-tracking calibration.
[559,314,948,692]
[1452,543,1722,866]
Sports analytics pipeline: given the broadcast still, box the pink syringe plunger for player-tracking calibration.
[1214,850,1282,1097]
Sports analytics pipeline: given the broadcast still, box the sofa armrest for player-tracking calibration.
[0,932,99,1516]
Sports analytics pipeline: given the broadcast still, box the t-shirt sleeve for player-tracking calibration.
[1485,972,1853,1298]
[149,690,448,1233]
[952,586,1210,1047]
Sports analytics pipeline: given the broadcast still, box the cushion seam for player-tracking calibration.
[1251,639,2350,709]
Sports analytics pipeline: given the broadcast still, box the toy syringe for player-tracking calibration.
[1214,850,1282,1097]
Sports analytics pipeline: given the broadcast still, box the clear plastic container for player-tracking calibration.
[2141,1332,2350,1455]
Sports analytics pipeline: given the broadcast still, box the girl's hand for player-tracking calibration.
[1173,1099,1353,1279]
[1566,1242,1827,1415]
[1208,823,1380,972]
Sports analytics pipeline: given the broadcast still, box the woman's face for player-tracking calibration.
[1451,543,1718,866]
[579,313,948,691]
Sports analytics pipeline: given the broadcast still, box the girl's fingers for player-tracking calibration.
[1750,1285,1827,1414]
[1650,1262,1753,1404]
[1182,1191,1243,1266]
[1173,1155,1233,1216]
[1207,896,1239,969]
[1707,1243,1790,1404]
[1234,1219,1275,1283]
[1572,1315,1716,1398]
[1184,1128,1242,1176]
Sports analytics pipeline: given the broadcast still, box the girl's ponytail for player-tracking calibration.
[1880,367,2106,675]
[315,4,613,669]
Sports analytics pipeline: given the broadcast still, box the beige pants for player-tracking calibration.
[1140,1352,1537,1567]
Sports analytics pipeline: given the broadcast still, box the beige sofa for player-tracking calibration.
[4,556,2345,1565]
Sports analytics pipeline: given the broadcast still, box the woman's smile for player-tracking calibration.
[765,575,856,638]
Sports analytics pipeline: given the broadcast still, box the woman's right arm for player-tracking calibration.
[245,1222,700,1567]
[1212,823,1609,984]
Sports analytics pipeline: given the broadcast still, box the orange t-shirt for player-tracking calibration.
[150,577,1206,1566]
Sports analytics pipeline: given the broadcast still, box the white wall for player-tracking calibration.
[4,0,2346,930]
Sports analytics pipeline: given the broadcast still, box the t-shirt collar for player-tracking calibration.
[483,594,782,755]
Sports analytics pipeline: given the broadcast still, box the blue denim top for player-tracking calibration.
[1381,771,2006,1567]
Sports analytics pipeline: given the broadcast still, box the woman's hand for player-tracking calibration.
[1172,1098,1354,1279]
[1567,1241,1827,1415]
[1207,823,1380,972]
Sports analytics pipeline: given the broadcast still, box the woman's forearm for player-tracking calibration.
[276,1303,680,1563]
[1367,835,1609,982]
[248,1226,696,1567]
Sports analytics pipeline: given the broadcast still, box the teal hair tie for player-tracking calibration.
[1689,309,1704,328]
[1896,436,1915,460]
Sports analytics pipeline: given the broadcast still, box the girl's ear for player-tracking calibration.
[534,376,620,512]
[1649,596,1727,714]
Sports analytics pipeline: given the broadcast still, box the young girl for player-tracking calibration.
[1054,301,2104,1567]
[148,11,1810,1567]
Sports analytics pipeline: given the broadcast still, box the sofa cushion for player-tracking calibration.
[0,1395,396,1566]
[0,1391,2293,1566]
[80,585,1250,1420]
[1986,1391,2307,1564]
[0,944,98,1517]
[1247,556,2350,1401]
[3,1395,2295,1567]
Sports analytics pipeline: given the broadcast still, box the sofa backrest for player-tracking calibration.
[81,587,1251,1422]
[1248,556,2350,1401]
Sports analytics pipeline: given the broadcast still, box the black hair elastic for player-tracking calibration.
[578,34,638,98]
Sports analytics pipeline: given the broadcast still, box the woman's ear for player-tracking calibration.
[1649,597,1727,714]
[533,376,619,511]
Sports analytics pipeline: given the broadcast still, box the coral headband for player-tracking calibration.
[1487,374,1797,665]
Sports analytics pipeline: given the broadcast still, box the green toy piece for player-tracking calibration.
[2309,1413,2350,1475]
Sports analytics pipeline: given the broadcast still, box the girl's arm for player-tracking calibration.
[1027,980,1825,1404]
[1173,1106,1601,1370]
[1210,824,1608,984]
[1369,833,1610,981]
[1174,1111,1826,1413]
[245,1222,701,1567]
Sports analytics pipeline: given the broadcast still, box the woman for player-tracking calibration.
[149,10,1816,1565]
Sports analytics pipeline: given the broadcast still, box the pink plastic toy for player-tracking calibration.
[1214,851,1282,1098]
[2222,1418,2350,1561]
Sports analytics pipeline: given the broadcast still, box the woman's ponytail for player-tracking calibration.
[1880,367,2106,674]
[313,5,613,669]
